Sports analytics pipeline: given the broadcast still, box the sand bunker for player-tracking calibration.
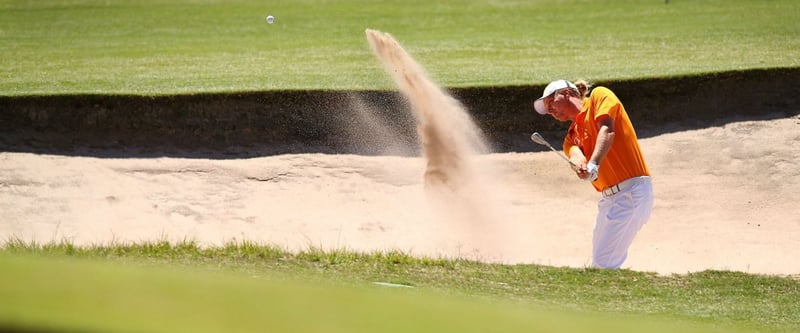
[1,116,798,275]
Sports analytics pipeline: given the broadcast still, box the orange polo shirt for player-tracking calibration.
[563,87,650,191]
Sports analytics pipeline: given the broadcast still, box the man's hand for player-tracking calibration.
[586,161,599,181]
[574,161,599,181]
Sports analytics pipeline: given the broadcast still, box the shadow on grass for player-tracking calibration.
[1,68,798,159]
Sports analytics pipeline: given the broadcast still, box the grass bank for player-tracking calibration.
[1,241,798,332]
[3,68,798,155]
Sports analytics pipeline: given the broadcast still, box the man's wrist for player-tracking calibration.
[586,161,599,181]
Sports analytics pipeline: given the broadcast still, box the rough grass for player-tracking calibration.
[1,240,798,333]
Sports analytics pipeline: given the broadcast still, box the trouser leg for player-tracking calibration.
[592,180,654,269]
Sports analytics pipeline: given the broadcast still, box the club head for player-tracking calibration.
[530,132,550,146]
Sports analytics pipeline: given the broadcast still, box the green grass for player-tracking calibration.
[1,0,799,95]
[1,241,798,333]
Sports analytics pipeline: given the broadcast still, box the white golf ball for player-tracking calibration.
[266,15,274,24]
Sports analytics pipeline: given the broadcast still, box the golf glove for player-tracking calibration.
[586,161,599,181]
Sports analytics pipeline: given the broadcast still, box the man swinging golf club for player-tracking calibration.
[533,79,654,269]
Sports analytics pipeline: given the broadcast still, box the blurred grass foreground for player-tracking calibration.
[1,241,798,333]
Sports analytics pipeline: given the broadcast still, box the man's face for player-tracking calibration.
[543,89,572,122]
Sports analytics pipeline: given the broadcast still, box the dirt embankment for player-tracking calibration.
[1,68,798,156]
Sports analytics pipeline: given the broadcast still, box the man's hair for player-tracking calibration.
[573,80,593,97]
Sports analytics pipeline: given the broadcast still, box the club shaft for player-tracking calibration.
[547,146,576,166]
[532,132,578,168]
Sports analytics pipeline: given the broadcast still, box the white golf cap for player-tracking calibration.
[533,79,577,115]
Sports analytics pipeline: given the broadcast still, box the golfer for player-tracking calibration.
[533,79,653,269]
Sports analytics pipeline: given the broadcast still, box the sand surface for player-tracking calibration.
[1,115,798,276]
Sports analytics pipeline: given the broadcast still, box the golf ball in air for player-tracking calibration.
[266,15,274,24]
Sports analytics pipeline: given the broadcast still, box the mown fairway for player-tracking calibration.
[1,0,799,94]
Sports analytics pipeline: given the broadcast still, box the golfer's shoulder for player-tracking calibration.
[588,86,615,98]
[588,86,623,104]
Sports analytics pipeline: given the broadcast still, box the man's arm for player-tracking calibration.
[589,116,615,166]
[568,146,587,167]
[566,146,592,180]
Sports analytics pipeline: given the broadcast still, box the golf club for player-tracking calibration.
[530,132,578,170]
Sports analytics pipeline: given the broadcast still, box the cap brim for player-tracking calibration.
[533,98,548,115]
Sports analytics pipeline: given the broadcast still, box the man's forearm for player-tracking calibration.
[590,119,615,165]
[568,146,587,166]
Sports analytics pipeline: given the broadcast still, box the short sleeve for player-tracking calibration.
[591,87,621,121]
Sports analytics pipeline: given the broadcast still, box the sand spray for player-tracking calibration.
[365,29,516,260]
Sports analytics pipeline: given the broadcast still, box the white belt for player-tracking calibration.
[602,176,650,197]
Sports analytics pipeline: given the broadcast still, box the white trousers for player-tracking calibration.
[592,176,654,269]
